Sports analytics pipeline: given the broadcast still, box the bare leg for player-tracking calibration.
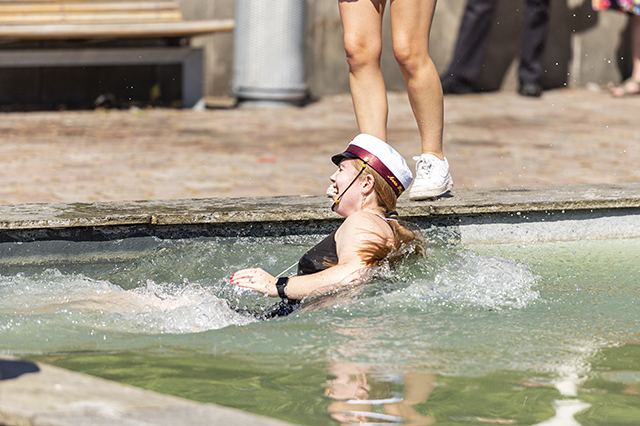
[389,0,443,159]
[611,15,640,96]
[632,15,640,81]
[339,0,388,141]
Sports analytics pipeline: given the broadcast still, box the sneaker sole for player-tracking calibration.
[408,179,453,200]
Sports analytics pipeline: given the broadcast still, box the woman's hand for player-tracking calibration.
[230,268,278,297]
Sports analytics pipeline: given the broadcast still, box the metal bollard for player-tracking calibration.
[232,0,308,105]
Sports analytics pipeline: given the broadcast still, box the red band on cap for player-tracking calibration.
[345,145,405,196]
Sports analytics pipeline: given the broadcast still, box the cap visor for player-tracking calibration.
[331,152,359,166]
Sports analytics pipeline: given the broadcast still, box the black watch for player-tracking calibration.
[276,277,289,299]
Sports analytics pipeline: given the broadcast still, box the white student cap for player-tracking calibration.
[331,134,413,196]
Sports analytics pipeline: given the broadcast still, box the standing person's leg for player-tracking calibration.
[518,0,549,96]
[390,0,453,199]
[443,0,498,93]
[611,15,640,96]
[390,0,442,158]
[338,0,388,141]
[632,15,640,80]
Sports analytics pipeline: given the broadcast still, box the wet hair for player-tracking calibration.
[352,158,424,266]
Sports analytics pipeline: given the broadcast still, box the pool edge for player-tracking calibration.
[0,355,296,426]
[1,183,639,244]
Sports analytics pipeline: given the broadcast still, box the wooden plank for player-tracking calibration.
[0,11,184,23]
[0,47,196,66]
[0,2,180,14]
[12,0,160,1]
[0,19,235,39]
[0,0,175,4]
[0,1,184,24]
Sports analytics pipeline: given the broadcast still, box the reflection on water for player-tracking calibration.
[325,365,436,425]
[1,237,639,425]
[32,343,640,426]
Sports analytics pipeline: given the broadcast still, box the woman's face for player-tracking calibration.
[329,158,362,217]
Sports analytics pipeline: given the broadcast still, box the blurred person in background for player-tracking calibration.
[593,0,640,96]
[441,0,550,97]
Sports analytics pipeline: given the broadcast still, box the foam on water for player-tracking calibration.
[0,269,255,336]
[394,251,540,310]
[0,248,541,343]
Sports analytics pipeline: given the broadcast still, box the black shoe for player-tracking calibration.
[441,75,475,95]
[519,80,543,97]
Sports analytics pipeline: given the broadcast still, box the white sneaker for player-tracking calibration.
[409,154,453,200]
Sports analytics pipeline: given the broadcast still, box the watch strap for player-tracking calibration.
[276,277,289,299]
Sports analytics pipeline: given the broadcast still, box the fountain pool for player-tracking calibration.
[1,233,638,426]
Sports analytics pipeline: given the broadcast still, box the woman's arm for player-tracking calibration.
[230,212,391,300]
[230,254,366,300]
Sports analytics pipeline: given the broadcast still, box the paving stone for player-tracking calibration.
[0,89,638,206]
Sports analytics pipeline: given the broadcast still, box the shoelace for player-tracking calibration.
[413,156,435,177]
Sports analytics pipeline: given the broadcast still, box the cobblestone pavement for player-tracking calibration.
[0,88,639,205]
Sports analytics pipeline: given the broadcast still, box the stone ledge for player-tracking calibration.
[1,183,639,231]
[0,356,294,426]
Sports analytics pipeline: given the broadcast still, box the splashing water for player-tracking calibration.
[0,245,541,346]
[420,251,540,310]
[0,245,539,334]
[0,269,256,337]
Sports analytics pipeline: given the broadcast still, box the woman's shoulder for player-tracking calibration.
[338,211,392,239]
[342,210,382,225]
[336,211,395,267]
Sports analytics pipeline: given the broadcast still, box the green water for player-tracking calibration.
[1,236,639,425]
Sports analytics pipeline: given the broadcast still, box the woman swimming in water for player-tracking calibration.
[230,134,423,318]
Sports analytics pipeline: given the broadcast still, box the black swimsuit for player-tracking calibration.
[236,230,339,320]
[241,218,392,319]
[297,229,339,275]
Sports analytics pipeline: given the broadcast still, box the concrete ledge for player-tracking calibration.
[0,356,294,426]
[1,183,639,231]
[0,184,639,249]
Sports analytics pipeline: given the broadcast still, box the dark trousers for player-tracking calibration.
[447,0,550,84]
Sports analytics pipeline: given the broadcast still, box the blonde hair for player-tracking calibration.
[353,158,424,267]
